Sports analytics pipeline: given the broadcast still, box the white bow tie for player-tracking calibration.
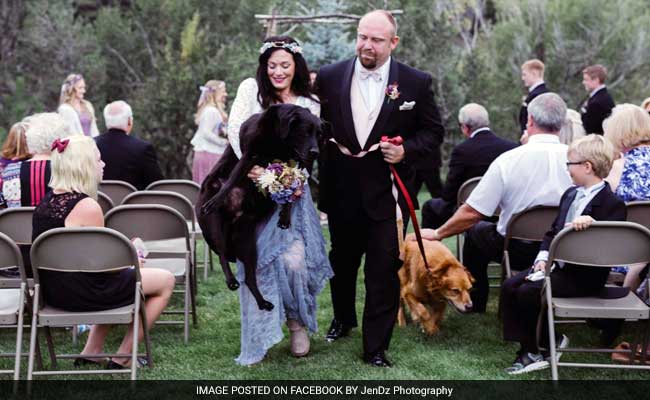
[359,70,382,82]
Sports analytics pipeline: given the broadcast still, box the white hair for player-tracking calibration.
[24,113,70,154]
[528,92,567,133]
[458,103,490,130]
[103,100,133,130]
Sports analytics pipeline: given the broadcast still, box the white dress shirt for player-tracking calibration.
[469,127,490,138]
[466,134,573,236]
[355,57,391,113]
[589,84,607,98]
[534,181,606,262]
[528,81,545,93]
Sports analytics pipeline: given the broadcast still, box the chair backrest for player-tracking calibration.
[627,201,650,230]
[105,205,190,248]
[548,221,650,267]
[0,207,35,244]
[30,227,141,285]
[146,180,200,205]
[0,232,26,287]
[99,180,137,205]
[97,191,115,215]
[504,205,559,245]
[457,176,482,207]
[121,191,195,224]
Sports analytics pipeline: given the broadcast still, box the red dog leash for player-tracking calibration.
[381,136,430,270]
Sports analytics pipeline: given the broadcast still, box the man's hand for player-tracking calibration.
[568,215,595,231]
[419,228,440,241]
[379,141,405,164]
[247,165,264,181]
[533,260,547,273]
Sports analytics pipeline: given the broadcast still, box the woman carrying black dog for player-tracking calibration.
[227,36,332,365]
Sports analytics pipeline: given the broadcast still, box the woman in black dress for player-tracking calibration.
[33,135,175,368]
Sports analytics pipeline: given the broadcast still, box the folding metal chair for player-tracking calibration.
[455,177,482,263]
[502,205,558,279]
[543,221,650,380]
[105,205,195,343]
[0,207,34,246]
[99,180,137,206]
[122,191,199,290]
[145,180,213,280]
[97,191,115,215]
[27,227,152,380]
[0,232,27,380]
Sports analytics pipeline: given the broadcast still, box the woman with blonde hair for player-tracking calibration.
[190,80,229,183]
[32,135,175,369]
[558,109,586,145]
[57,74,100,137]
[604,104,650,290]
[2,113,68,207]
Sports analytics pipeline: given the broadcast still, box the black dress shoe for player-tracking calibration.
[325,319,352,342]
[363,351,392,368]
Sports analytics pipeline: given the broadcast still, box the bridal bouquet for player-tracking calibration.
[256,161,309,229]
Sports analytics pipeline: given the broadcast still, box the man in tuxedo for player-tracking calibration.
[580,64,615,135]
[519,59,548,143]
[316,10,444,367]
[421,103,517,229]
[95,100,163,190]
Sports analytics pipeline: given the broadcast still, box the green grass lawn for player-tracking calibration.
[1,191,648,380]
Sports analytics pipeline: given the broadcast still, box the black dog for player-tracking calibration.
[196,104,321,311]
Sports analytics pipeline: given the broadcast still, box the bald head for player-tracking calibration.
[458,103,490,132]
[103,100,133,132]
[356,10,400,70]
[360,10,398,37]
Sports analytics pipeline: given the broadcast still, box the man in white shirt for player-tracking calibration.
[421,93,573,313]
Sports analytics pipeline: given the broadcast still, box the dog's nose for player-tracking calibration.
[465,302,473,312]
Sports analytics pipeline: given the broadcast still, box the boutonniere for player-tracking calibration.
[385,82,400,103]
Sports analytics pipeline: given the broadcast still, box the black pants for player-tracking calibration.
[462,221,540,312]
[328,211,403,356]
[501,267,602,353]
[421,198,455,229]
[413,167,442,199]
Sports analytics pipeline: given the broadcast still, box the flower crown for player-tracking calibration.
[259,41,303,55]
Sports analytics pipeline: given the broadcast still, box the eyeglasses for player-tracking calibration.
[565,161,586,167]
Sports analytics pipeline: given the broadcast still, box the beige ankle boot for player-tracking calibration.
[287,319,310,357]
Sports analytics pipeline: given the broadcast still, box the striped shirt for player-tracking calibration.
[1,160,51,207]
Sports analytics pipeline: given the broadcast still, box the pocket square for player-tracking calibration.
[399,101,415,111]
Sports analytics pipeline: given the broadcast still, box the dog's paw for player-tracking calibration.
[258,301,275,311]
[227,279,240,291]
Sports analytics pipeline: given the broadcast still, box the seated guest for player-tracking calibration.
[0,121,32,207]
[558,109,586,145]
[500,134,625,374]
[421,103,517,229]
[33,135,174,369]
[604,104,650,290]
[95,101,163,190]
[420,93,573,313]
[2,113,68,208]
[580,64,615,135]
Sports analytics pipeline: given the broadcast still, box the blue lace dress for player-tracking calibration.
[612,146,650,274]
[235,185,333,365]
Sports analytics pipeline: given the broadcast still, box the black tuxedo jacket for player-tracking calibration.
[539,183,626,289]
[95,128,164,190]
[519,83,548,133]
[580,88,615,135]
[316,57,445,221]
[441,129,517,203]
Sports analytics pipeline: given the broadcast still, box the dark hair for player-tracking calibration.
[256,35,317,109]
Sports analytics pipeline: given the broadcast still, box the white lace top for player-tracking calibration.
[227,78,320,158]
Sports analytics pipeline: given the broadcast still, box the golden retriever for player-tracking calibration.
[397,234,474,335]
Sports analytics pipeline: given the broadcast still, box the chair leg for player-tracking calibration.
[184,282,190,344]
[44,327,57,368]
[14,286,26,380]
[131,283,141,381]
[203,243,209,281]
[27,291,39,381]
[544,279,559,380]
[141,306,153,368]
